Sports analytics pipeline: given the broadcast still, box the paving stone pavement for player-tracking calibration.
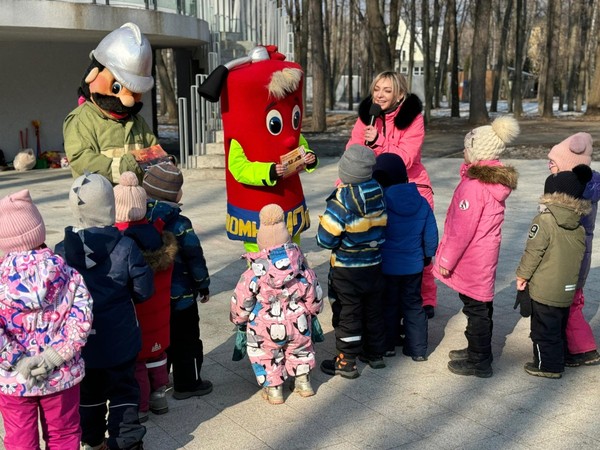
[1,157,600,449]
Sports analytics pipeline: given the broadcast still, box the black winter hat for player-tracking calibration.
[373,153,408,188]
[544,164,593,199]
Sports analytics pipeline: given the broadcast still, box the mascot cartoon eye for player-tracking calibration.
[266,110,283,135]
[292,105,301,130]
[111,82,123,95]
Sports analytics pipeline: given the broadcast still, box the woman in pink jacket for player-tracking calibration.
[433,116,519,378]
[347,71,437,317]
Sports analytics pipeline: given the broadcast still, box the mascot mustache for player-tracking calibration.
[92,92,143,116]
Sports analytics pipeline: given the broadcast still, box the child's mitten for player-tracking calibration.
[30,347,64,379]
[15,355,44,389]
[514,287,532,318]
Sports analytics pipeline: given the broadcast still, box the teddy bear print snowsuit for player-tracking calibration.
[231,243,323,387]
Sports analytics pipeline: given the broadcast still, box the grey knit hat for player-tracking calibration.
[143,162,183,202]
[70,173,116,228]
[339,144,376,184]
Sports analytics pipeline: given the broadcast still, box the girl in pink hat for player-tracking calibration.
[547,132,600,366]
[0,189,93,449]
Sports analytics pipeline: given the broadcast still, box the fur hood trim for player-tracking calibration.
[143,231,178,272]
[358,93,423,130]
[466,164,518,189]
[540,193,592,217]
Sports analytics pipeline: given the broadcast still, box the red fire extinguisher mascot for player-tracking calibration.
[198,45,318,251]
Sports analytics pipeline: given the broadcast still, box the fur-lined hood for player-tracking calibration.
[539,193,591,230]
[142,231,178,272]
[358,93,423,130]
[465,164,518,190]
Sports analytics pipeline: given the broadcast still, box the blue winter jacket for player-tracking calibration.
[579,170,600,288]
[381,182,438,275]
[145,199,210,311]
[55,226,154,368]
[317,179,387,267]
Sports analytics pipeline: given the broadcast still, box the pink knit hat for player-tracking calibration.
[547,132,593,171]
[114,171,147,223]
[0,189,46,254]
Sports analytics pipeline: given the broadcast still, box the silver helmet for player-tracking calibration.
[91,22,154,94]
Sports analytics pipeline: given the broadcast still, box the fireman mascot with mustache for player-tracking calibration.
[198,45,318,251]
[63,22,158,184]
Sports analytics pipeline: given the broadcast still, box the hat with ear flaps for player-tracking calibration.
[464,116,520,163]
[256,204,291,250]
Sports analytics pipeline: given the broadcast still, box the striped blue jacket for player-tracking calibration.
[316,179,387,267]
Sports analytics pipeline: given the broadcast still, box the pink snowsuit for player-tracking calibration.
[347,94,437,308]
[231,243,323,387]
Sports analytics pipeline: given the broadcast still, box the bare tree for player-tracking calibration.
[366,0,392,73]
[491,0,513,113]
[408,0,416,89]
[449,0,460,117]
[348,0,354,110]
[435,2,450,108]
[389,0,402,68]
[585,33,600,115]
[309,0,327,131]
[511,0,525,117]
[421,0,431,123]
[155,49,177,121]
[539,0,560,118]
[468,0,491,124]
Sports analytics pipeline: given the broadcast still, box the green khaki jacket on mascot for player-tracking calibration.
[63,22,157,184]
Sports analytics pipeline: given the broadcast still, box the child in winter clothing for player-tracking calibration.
[114,172,178,422]
[433,116,519,378]
[0,190,93,450]
[231,204,323,404]
[143,162,213,399]
[516,165,593,378]
[55,173,154,450]
[372,154,438,361]
[317,144,388,378]
[547,133,600,367]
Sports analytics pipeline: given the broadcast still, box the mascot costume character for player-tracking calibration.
[198,45,317,251]
[63,22,158,184]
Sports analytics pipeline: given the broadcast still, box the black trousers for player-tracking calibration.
[167,300,205,392]
[530,299,569,373]
[329,264,385,358]
[459,293,493,365]
[80,358,145,450]
[384,272,427,357]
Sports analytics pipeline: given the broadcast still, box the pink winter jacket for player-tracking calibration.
[347,94,432,206]
[0,248,93,396]
[433,161,518,302]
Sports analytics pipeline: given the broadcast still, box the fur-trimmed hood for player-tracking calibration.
[143,230,178,272]
[358,94,423,130]
[540,192,591,230]
[466,164,518,189]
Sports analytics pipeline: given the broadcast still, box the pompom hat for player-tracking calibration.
[339,144,376,184]
[544,164,593,199]
[0,189,46,254]
[465,116,520,163]
[547,132,593,171]
[143,162,183,203]
[256,203,291,250]
[114,171,147,223]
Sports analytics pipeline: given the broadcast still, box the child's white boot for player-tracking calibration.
[292,372,314,397]
[262,385,284,404]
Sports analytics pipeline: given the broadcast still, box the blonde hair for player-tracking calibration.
[369,71,408,101]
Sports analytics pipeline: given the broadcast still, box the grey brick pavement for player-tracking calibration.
[1,157,599,449]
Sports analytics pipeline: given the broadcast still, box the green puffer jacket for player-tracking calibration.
[63,101,158,183]
[516,192,591,308]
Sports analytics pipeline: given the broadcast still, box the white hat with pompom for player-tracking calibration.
[464,116,520,162]
[114,171,147,223]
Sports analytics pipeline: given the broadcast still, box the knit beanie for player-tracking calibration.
[339,144,376,184]
[70,173,115,228]
[114,171,147,223]
[544,164,593,199]
[143,162,183,203]
[547,132,593,171]
[464,116,520,163]
[373,153,408,188]
[0,189,46,254]
[256,203,291,250]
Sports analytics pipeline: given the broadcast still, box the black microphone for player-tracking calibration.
[366,103,382,145]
